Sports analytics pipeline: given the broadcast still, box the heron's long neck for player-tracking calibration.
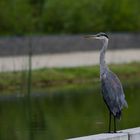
[100,39,108,76]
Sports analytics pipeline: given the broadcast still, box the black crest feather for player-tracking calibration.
[97,32,109,39]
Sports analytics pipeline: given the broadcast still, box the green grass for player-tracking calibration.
[0,62,140,95]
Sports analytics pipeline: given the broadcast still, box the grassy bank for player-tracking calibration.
[0,62,140,94]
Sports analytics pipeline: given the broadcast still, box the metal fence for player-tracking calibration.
[0,33,140,56]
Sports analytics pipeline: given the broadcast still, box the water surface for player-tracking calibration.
[0,83,140,140]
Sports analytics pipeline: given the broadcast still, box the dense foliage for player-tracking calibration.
[0,0,140,35]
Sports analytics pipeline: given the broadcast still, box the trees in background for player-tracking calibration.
[0,0,140,35]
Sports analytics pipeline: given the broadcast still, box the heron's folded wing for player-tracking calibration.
[101,71,127,115]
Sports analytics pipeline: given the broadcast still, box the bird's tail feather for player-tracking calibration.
[124,100,128,108]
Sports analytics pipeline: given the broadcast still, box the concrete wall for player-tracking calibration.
[0,33,140,56]
[67,127,140,140]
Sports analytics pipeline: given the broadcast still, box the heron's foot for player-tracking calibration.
[107,131,112,133]
[107,131,117,133]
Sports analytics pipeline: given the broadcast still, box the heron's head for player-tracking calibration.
[85,32,109,41]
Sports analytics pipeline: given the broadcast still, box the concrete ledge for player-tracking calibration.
[121,127,140,140]
[67,127,140,140]
[67,133,128,140]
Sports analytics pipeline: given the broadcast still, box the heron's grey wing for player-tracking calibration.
[101,71,127,117]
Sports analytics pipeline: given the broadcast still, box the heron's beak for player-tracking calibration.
[84,35,98,39]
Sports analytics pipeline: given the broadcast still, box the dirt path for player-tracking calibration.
[0,49,140,72]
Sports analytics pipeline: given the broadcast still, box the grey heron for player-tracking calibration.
[85,32,128,133]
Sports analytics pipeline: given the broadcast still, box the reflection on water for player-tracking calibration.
[0,83,140,140]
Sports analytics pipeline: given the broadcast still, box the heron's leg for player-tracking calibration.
[108,111,111,133]
[114,116,116,133]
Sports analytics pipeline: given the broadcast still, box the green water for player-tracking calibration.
[0,82,140,140]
